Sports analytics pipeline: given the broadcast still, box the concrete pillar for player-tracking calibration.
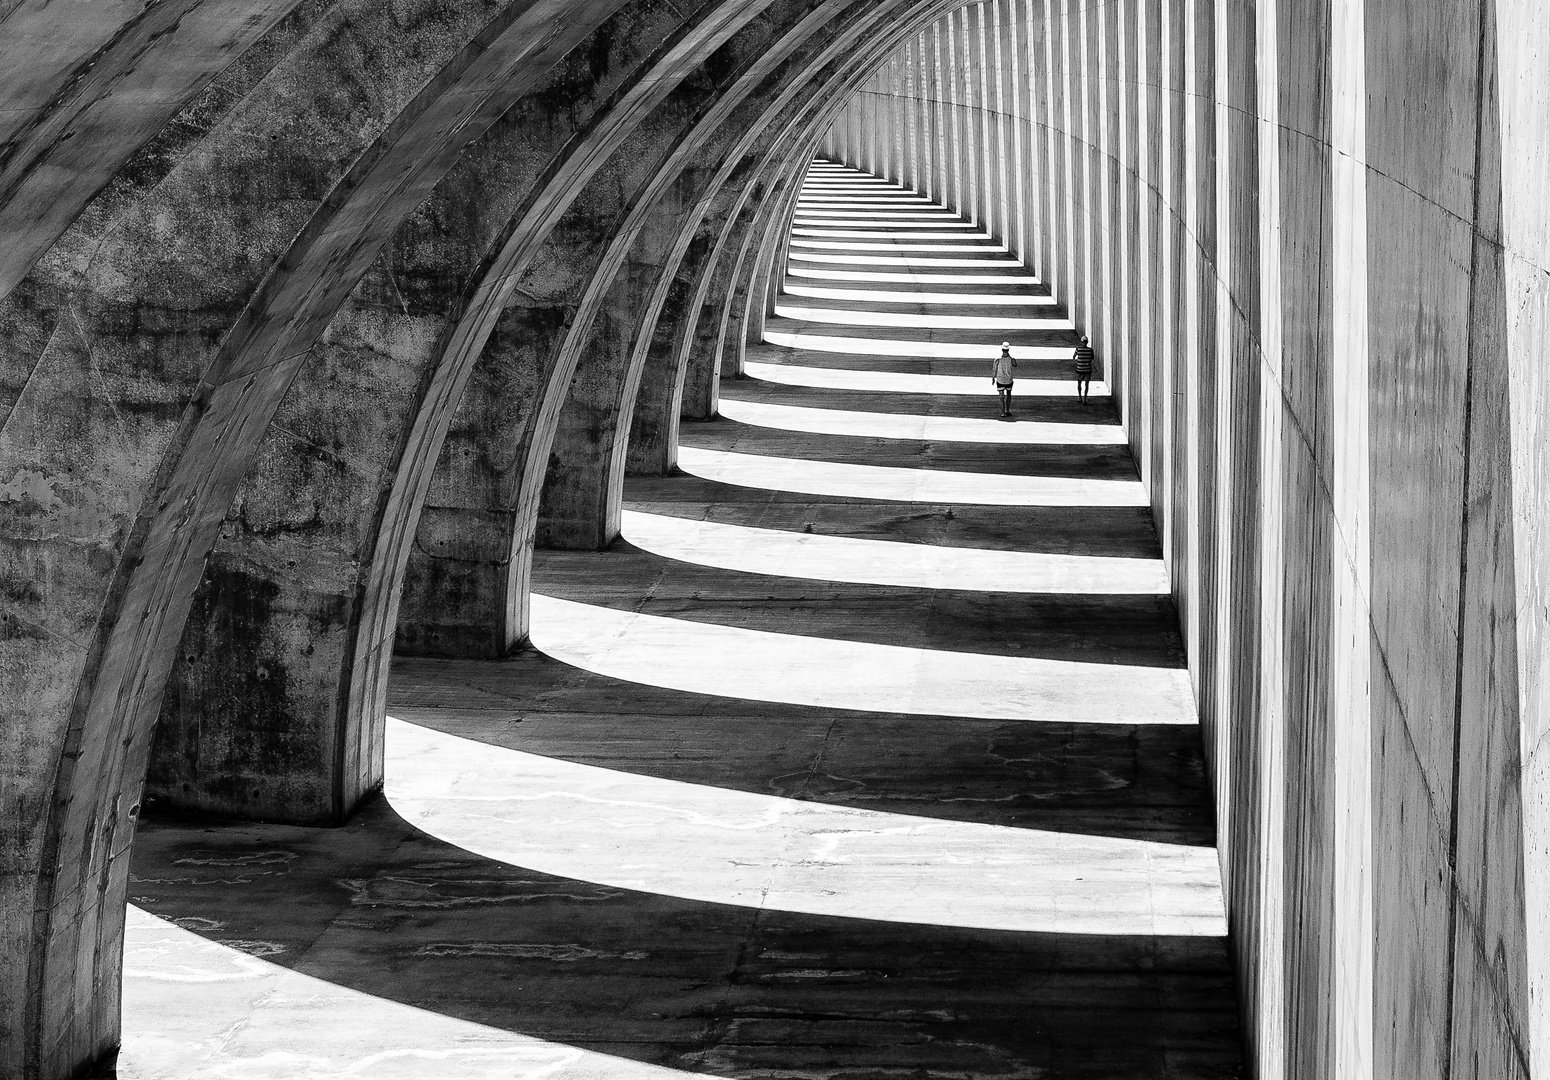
[0,3,634,1073]
[149,0,701,822]
[399,0,892,635]
[810,3,1548,1076]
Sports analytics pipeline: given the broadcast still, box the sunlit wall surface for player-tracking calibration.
[819,5,1550,1080]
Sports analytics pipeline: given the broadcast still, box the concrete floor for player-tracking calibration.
[122,162,1243,1078]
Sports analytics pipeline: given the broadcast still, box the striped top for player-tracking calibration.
[1074,343,1095,375]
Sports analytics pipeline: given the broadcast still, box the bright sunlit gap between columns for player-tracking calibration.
[761,330,1072,359]
[386,718,1226,937]
[119,907,692,1080]
[788,252,1024,267]
[620,509,1167,594]
[772,303,1071,331]
[787,266,1043,285]
[742,361,1105,397]
[791,227,997,240]
[782,283,1055,305]
[789,240,1008,253]
[716,399,1121,444]
[521,596,1196,725]
[675,445,1146,505]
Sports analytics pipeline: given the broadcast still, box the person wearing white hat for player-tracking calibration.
[991,341,1016,418]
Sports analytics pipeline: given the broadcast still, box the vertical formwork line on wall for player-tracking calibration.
[1209,0,1235,901]
[1182,0,1202,687]
[993,0,1015,261]
[1254,0,1288,1070]
[1157,0,1175,583]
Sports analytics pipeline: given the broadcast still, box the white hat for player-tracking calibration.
[1001,341,1010,347]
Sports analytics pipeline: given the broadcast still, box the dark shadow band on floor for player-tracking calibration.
[531,542,1186,667]
[129,799,1242,1078]
[725,380,1115,422]
[621,484,1164,558]
[678,418,1141,479]
[738,351,1087,379]
[764,318,1077,349]
[388,651,1218,846]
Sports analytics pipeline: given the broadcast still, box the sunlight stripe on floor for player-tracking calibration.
[717,398,1122,444]
[773,303,1071,331]
[620,509,1167,594]
[521,596,1196,726]
[743,361,1099,397]
[762,329,1070,360]
[388,716,1224,936]
[782,284,1055,305]
[676,445,1146,506]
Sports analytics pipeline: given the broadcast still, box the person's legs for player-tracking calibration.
[1077,375,1089,403]
[997,385,1011,415]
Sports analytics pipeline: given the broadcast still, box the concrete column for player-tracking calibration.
[0,3,638,1072]
[806,3,1545,1075]
[1181,0,1216,711]
[1497,1,1550,1063]
[1095,0,1117,383]
[1329,0,1371,1074]
[150,1,705,819]
[1124,0,1144,427]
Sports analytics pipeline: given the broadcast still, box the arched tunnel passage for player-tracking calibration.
[123,157,1243,1078]
[2,3,1548,1080]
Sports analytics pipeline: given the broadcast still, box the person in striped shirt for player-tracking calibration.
[991,340,1017,417]
[1073,334,1095,404]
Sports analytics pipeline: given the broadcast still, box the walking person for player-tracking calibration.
[1073,334,1094,404]
[992,340,1016,417]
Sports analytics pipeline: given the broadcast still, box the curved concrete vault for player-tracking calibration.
[2,0,1549,1078]
[0,3,983,1073]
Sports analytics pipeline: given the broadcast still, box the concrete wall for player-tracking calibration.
[823,2,1549,1078]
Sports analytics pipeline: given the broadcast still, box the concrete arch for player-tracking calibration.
[390,0,865,654]
[535,0,963,551]
[5,1,955,1071]
[395,0,956,652]
[6,3,650,1070]
[148,0,758,825]
[614,3,968,487]
[0,0,305,299]
[529,0,871,549]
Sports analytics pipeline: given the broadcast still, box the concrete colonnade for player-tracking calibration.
[823,3,1550,1078]
[0,3,966,1075]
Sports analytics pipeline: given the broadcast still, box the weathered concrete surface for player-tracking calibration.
[627,176,776,466]
[822,3,1550,1078]
[2,5,661,1073]
[394,0,861,651]
[145,0,735,826]
[0,0,308,299]
[1497,2,1550,1067]
[534,0,842,551]
[399,0,954,648]
[5,0,1001,1073]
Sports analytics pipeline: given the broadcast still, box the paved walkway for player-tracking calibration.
[123,161,1242,1079]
